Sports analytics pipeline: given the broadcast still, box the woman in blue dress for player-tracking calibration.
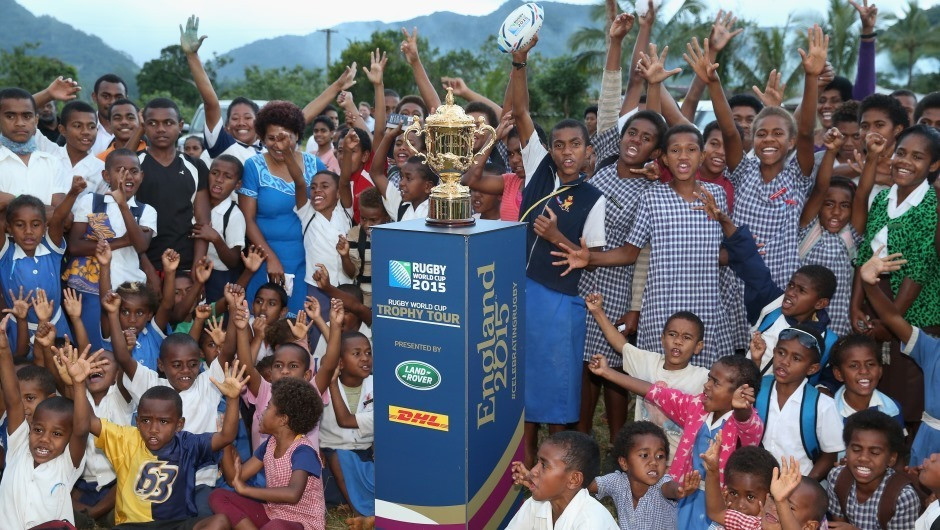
[239,101,326,316]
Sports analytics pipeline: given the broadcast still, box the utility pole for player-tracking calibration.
[318,28,338,71]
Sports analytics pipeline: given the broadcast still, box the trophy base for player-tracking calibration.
[426,194,476,227]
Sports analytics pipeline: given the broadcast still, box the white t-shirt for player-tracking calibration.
[313,321,372,372]
[296,201,354,287]
[91,123,114,157]
[72,193,158,289]
[204,119,262,164]
[207,198,246,272]
[82,386,134,487]
[320,375,374,450]
[55,149,107,196]
[916,499,939,530]
[0,422,85,528]
[382,183,429,222]
[506,488,619,530]
[0,146,70,204]
[520,130,607,247]
[122,359,225,486]
[621,343,709,462]
[762,379,845,474]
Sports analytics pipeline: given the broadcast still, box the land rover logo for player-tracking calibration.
[395,361,441,390]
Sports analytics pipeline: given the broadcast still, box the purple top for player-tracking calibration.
[853,39,876,101]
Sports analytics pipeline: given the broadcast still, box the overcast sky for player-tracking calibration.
[18,0,940,65]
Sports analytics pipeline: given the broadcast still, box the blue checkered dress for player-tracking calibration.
[827,466,921,529]
[729,155,818,289]
[626,181,732,367]
[578,164,655,366]
[596,472,677,530]
[799,220,862,336]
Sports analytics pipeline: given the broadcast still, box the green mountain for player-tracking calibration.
[217,1,594,80]
[0,0,139,96]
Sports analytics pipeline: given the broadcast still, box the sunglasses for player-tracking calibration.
[778,328,821,356]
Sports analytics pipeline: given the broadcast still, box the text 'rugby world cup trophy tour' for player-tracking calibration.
[403,88,496,226]
[372,95,526,529]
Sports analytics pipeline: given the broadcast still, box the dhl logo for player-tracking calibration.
[388,405,449,432]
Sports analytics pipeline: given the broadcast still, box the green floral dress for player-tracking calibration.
[857,185,940,327]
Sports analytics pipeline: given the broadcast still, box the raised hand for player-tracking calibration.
[69,176,87,197]
[206,315,227,347]
[822,127,846,152]
[587,353,611,377]
[232,300,250,330]
[334,62,358,91]
[195,304,212,320]
[675,470,702,499]
[636,44,682,84]
[700,432,721,472]
[95,239,112,266]
[750,332,768,365]
[629,161,662,181]
[312,263,331,290]
[31,288,54,323]
[400,27,421,65]
[54,344,105,385]
[770,456,802,502]
[123,328,138,349]
[799,25,829,77]
[287,311,312,340]
[692,187,730,224]
[45,76,81,102]
[329,298,345,326]
[752,69,786,108]
[251,313,268,337]
[864,132,888,157]
[609,12,635,41]
[549,237,590,277]
[732,384,756,410]
[709,10,743,52]
[3,287,32,320]
[304,296,322,322]
[440,77,469,98]
[161,248,180,273]
[209,360,250,399]
[270,131,294,157]
[849,0,878,33]
[510,461,534,490]
[34,321,56,349]
[363,48,387,85]
[179,15,207,55]
[859,247,907,284]
[101,291,122,315]
[584,292,604,314]
[240,245,266,273]
[683,37,719,84]
[637,0,656,28]
[494,112,515,142]
[109,168,128,206]
[817,61,835,87]
[192,256,214,284]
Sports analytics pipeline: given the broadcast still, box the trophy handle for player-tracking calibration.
[471,123,497,165]
[402,119,427,162]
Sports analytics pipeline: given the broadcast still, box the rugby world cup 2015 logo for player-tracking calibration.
[389,260,412,289]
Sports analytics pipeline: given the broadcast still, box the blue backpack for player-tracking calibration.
[755,374,821,460]
[756,307,838,386]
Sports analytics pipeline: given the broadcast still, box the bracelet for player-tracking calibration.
[860,31,878,39]
[512,61,527,70]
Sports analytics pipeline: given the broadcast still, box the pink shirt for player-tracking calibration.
[243,378,329,451]
[645,383,763,486]
[500,173,523,221]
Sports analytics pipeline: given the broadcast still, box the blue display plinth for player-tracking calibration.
[372,219,526,529]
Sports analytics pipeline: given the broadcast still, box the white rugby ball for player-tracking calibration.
[497,3,544,53]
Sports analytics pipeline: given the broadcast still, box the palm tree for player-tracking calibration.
[727,16,806,99]
[880,0,940,88]
[825,0,862,78]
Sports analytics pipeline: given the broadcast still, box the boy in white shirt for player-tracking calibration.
[0,331,96,529]
[192,154,246,302]
[508,431,618,530]
[585,293,709,463]
[367,128,437,222]
[54,101,108,195]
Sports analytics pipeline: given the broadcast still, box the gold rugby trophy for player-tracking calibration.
[403,88,496,226]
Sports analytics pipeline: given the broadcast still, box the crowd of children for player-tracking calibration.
[0,3,940,529]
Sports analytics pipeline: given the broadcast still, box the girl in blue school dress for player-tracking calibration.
[0,178,85,348]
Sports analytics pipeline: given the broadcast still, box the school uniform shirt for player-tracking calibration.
[91,123,114,156]
[104,319,166,372]
[96,419,216,525]
[122,358,225,487]
[243,377,329,452]
[826,466,921,529]
[902,327,940,465]
[52,148,108,196]
[204,118,263,163]
[0,422,85,529]
[762,379,844,474]
[916,499,939,530]
[382,182,429,222]
[72,193,158,288]
[135,152,209,270]
[320,375,374,451]
[313,321,372,371]
[0,233,69,341]
[296,201,354,287]
[0,145,70,204]
[834,386,904,427]
[621,343,709,463]
[595,472,676,530]
[256,435,325,529]
[506,488,619,530]
[82,386,135,489]
[207,197,246,272]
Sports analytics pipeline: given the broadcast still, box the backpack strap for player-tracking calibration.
[834,467,853,521]
[757,307,784,333]
[91,193,106,215]
[303,211,317,238]
[754,375,775,443]
[397,202,410,222]
[809,329,839,386]
[877,472,914,529]
[221,201,238,240]
[799,383,820,460]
